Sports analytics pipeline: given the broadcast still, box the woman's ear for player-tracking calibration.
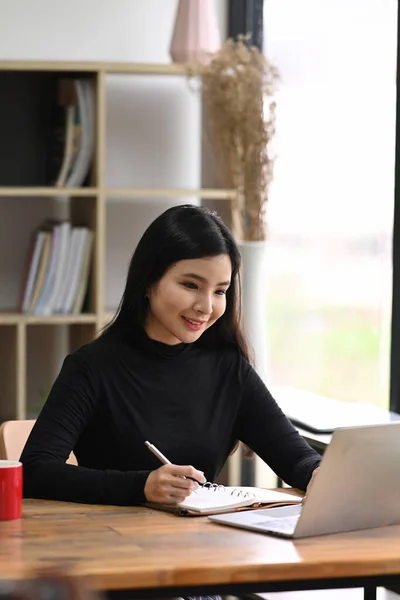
[145,284,154,301]
[146,281,159,301]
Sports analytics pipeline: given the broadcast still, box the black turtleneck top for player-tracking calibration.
[20,328,321,505]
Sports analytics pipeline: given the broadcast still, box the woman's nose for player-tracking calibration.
[194,294,213,315]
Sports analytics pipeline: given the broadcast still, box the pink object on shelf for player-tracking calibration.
[170,0,221,65]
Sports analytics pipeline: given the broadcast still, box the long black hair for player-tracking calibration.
[103,204,250,360]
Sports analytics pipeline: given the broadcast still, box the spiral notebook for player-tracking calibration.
[145,484,302,517]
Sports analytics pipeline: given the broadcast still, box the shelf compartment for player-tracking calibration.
[0,324,24,421]
[70,196,99,315]
[69,322,100,354]
[25,322,100,419]
[26,324,59,419]
[0,70,98,188]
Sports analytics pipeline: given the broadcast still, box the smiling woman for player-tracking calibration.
[104,204,246,355]
[146,256,232,345]
[20,205,321,508]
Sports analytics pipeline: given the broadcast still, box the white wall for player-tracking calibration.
[0,0,227,63]
[0,0,227,406]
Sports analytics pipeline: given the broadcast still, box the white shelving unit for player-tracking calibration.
[0,60,236,421]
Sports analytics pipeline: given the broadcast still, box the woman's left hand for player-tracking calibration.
[303,466,320,504]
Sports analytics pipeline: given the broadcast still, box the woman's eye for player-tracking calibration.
[215,289,227,296]
[183,282,198,290]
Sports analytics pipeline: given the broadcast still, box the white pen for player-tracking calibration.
[144,440,171,465]
[144,440,204,485]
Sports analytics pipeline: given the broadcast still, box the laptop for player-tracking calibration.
[209,422,400,538]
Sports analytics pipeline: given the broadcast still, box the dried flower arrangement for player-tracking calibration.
[191,36,280,241]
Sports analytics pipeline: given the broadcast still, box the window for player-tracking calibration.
[264,0,397,407]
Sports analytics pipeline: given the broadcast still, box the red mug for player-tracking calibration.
[0,460,23,521]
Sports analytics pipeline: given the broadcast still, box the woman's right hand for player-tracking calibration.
[144,464,206,505]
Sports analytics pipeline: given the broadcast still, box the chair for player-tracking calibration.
[0,419,77,465]
[0,571,101,600]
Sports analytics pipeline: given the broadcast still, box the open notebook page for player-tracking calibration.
[178,486,302,514]
[224,487,302,504]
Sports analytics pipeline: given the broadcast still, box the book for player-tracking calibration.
[50,77,79,187]
[27,231,52,313]
[55,104,76,187]
[47,221,72,314]
[146,486,302,517]
[56,227,82,313]
[18,229,45,312]
[48,76,94,189]
[66,79,94,188]
[40,221,71,315]
[33,222,62,315]
[71,229,93,314]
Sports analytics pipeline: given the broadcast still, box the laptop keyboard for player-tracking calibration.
[256,514,300,534]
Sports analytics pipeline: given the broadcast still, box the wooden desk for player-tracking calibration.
[1,500,400,600]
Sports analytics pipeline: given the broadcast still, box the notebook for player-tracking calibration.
[209,422,400,538]
[145,485,302,516]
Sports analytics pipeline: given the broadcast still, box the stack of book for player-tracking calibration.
[50,76,95,188]
[17,75,96,316]
[18,220,93,315]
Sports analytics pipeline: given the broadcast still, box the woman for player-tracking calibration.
[21,205,321,506]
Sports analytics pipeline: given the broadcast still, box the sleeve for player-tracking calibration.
[235,359,321,491]
[20,352,150,506]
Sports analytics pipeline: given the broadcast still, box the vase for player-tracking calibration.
[169,0,221,65]
[238,241,270,385]
[238,240,273,487]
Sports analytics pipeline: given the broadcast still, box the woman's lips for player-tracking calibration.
[182,316,206,331]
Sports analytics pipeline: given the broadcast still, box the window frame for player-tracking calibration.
[228,0,264,486]
[390,5,400,414]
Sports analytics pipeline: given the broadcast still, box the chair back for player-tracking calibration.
[0,571,100,600]
[0,419,77,465]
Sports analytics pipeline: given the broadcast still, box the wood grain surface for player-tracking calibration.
[0,499,400,592]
